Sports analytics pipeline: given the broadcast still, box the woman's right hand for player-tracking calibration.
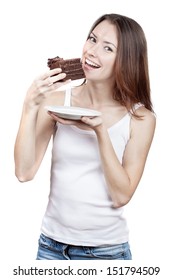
[24,68,69,108]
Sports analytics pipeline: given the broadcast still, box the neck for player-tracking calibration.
[83,81,115,106]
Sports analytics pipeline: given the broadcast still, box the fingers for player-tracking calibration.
[26,68,71,107]
[33,69,71,94]
[48,113,103,130]
[48,112,79,125]
[36,69,66,86]
[36,68,62,81]
[41,72,67,86]
[81,116,103,127]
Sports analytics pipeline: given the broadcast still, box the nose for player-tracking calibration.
[87,43,99,57]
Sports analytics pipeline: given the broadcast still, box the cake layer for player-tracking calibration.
[47,56,85,81]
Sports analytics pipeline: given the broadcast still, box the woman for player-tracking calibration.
[14,13,156,260]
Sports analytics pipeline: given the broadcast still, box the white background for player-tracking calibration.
[0,0,172,278]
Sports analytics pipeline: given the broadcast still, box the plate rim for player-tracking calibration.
[44,105,101,117]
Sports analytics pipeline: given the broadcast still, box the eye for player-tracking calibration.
[88,35,96,43]
[104,46,113,52]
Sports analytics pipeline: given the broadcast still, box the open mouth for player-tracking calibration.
[85,58,100,69]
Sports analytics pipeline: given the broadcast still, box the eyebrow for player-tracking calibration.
[91,31,117,49]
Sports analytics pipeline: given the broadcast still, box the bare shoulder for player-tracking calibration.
[38,90,66,115]
[130,106,156,148]
[42,90,66,107]
[36,90,66,128]
[131,106,156,132]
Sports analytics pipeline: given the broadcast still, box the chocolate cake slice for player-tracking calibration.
[47,56,85,81]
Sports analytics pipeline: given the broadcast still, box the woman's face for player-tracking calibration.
[82,20,118,82]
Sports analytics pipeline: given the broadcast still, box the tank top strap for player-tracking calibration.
[64,87,72,106]
[130,103,144,113]
[133,103,144,110]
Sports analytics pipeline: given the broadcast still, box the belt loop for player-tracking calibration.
[62,245,70,259]
[83,246,91,254]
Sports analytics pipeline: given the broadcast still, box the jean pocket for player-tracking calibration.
[90,243,131,260]
[39,234,56,250]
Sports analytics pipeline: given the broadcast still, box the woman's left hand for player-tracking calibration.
[47,112,103,132]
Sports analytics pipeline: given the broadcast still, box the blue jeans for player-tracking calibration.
[36,233,132,260]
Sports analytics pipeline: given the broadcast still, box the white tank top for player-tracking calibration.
[41,88,142,246]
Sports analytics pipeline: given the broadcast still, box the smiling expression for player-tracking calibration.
[82,20,118,82]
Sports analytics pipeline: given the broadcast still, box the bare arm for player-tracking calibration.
[94,107,156,207]
[14,68,68,182]
[14,103,55,181]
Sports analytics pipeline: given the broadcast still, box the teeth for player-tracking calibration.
[86,58,100,68]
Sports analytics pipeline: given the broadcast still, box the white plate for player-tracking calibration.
[45,106,101,120]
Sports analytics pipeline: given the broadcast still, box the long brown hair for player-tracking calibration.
[87,14,154,114]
